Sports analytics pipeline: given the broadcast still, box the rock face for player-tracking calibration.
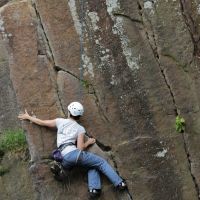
[0,0,200,199]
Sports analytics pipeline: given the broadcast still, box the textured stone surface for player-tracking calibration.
[0,0,200,199]
[33,0,81,75]
[0,153,35,200]
[0,40,19,131]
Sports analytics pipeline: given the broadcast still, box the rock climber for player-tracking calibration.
[18,101,127,198]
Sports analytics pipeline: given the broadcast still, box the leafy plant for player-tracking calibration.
[0,129,27,152]
[81,80,90,89]
[175,115,185,133]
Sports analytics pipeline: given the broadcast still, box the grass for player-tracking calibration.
[0,129,27,153]
[0,129,27,176]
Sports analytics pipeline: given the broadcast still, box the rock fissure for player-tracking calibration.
[181,132,200,199]
[179,1,200,196]
[158,29,200,200]
[113,12,143,24]
[55,64,110,124]
[1,0,200,198]
[95,140,111,151]
[89,136,112,152]
[110,153,133,200]
[32,2,55,62]
[179,0,199,57]
[54,65,80,80]
[137,1,200,197]
[55,65,94,95]
[32,3,68,116]
[160,68,178,115]
[92,90,111,123]
[137,1,178,116]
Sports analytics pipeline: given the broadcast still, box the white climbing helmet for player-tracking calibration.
[67,102,84,116]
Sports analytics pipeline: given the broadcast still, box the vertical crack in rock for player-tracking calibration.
[32,2,66,116]
[54,65,110,123]
[86,123,133,197]
[136,1,178,116]
[110,152,133,199]
[137,1,200,198]
[180,0,198,58]
[68,0,112,120]
[179,0,200,198]
[181,133,200,199]
[91,89,111,123]
[32,2,55,62]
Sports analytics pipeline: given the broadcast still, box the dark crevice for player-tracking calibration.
[55,64,111,123]
[113,12,143,24]
[180,0,199,57]
[34,2,110,125]
[81,5,110,113]
[92,89,111,123]
[32,2,67,117]
[32,3,131,197]
[137,1,178,116]
[85,137,134,198]
[160,68,178,115]
[179,1,200,198]
[37,50,46,56]
[54,65,80,80]
[136,2,160,59]
[32,2,55,63]
[77,4,112,124]
[110,153,133,199]
[55,64,93,94]
[181,132,200,199]
[32,2,129,198]
[86,131,111,152]
[95,140,111,151]
[137,0,200,197]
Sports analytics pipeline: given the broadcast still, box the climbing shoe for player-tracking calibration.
[88,188,101,199]
[50,161,63,175]
[50,161,68,181]
[116,180,127,191]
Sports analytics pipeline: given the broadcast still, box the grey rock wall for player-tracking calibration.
[0,0,200,199]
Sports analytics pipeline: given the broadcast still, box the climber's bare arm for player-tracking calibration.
[18,109,56,128]
[77,133,96,150]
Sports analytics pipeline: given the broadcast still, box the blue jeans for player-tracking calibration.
[62,149,123,190]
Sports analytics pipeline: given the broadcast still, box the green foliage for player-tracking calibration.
[81,80,90,89]
[0,165,9,176]
[175,116,185,133]
[0,129,27,152]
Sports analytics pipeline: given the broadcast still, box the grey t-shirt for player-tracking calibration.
[56,118,86,155]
